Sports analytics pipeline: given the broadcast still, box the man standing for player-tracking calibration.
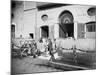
[48,39,55,61]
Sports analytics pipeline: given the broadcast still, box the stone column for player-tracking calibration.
[49,25,54,39]
[35,27,40,41]
[84,24,86,38]
[54,23,59,39]
[74,22,78,39]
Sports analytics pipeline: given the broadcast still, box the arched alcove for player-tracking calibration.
[58,10,74,38]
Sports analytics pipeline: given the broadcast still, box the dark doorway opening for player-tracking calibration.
[29,33,34,39]
[41,26,49,38]
[64,23,74,37]
[59,23,74,38]
[11,24,15,38]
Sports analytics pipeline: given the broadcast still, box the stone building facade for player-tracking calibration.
[35,4,96,41]
[11,1,96,40]
[11,1,96,50]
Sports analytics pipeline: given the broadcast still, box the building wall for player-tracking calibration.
[11,2,96,50]
[12,2,24,38]
[37,5,95,25]
[12,2,95,40]
[12,1,37,38]
[23,9,37,38]
[86,32,96,39]
[23,2,37,38]
[36,5,96,39]
[36,4,96,50]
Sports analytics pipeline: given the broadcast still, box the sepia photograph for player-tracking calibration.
[11,0,96,75]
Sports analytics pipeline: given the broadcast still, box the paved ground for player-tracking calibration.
[55,50,96,69]
[11,49,96,75]
[11,57,62,75]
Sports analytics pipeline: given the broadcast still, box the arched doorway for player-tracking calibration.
[40,26,49,38]
[59,10,74,38]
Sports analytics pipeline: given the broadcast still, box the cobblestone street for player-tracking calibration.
[11,57,62,74]
[11,50,96,75]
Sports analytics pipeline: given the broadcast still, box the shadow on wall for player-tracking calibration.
[56,38,96,51]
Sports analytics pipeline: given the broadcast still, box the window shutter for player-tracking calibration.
[77,23,85,39]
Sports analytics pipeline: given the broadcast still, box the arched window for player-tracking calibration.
[41,14,48,22]
[87,7,96,16]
